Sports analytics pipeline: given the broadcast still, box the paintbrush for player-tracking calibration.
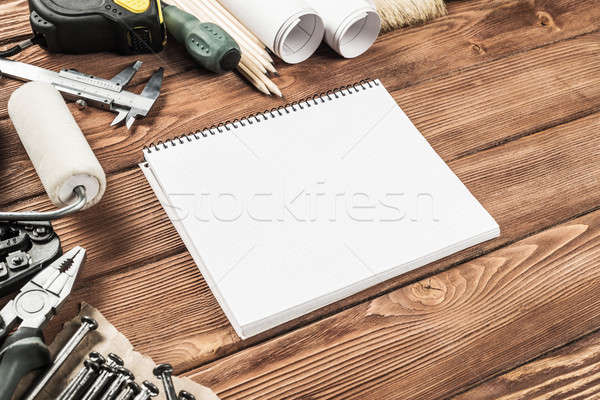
[372,0,447,32]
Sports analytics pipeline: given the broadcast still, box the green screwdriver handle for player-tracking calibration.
[163,4,241,74]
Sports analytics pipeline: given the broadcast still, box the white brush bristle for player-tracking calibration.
[373,0,447,31]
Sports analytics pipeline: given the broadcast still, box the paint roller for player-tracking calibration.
[1,81,106,221]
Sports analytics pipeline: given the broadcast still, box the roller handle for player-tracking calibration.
[0,328,51,400]
[0,186,87,221]
[163,4,241,73]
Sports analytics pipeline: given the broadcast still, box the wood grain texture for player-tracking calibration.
[2,29,599,287]
[4,167,185,281]
[0,0,599,204]
[186,208,600,400]
[0,0,599,396]
[2,30,600,206]
[26,111,600,372]
[454,331,600,399]
[0,0,29,44]
[50,252,234,368]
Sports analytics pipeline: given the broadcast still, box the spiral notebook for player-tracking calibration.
[141,79,500,339]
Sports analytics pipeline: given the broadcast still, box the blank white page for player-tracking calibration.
[143,80,499,338]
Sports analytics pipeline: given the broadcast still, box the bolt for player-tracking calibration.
[115,381,141,400]
[178,391,196,400]
[57,352,105,400]
[153,364,177,400]
[107,353,125,367]
[0,262,8,280]
[34,226,49,235]
[7,251,30,271]
[23,316,99,400]
[76,99,88,110]
[89,352,107,365]
[99,366,135,400]
[80,363,119,400]
[132,381,159,400]
[57,360,101,400]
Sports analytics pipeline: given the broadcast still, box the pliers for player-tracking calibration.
[0,246,85,400]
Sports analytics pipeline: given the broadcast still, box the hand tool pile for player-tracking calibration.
[0,242,197,400]
[0,2,216,396]
[0,247,86,400]
[0,0,243,114]
[0,221,61,296]
[51,354,197,400]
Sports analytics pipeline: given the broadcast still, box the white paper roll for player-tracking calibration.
[305,0,381,58]
[8,82,106,209]
[218,0,325,64]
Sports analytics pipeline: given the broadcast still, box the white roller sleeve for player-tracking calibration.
[8,82,106,209]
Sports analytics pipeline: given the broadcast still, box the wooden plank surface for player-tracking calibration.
[453,331,600,399]
[3,31,600,284]
[1,0,599,204]
[33,111,600,373]
[187,208,600,400]
[1,0,600,398]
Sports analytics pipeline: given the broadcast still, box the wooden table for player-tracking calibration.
[2,0,600,398]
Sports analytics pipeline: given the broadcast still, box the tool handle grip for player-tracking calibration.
[0,328,51,400]
[163,5,241,73]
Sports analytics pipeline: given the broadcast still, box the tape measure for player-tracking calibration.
[28,0,167,55]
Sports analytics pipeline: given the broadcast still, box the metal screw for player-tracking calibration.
[23,316,99,400]
[7,251,29,271]
[34,226,48,234]
[58,360,102,400]
[106,353,124,367]
[76,99,88,110]
[99,366,135,400]
[115,381,140,400]
[57,352,105,400]
[133,381,159,400]
[57,317,100,361]
[178,391,196,400]
[80,354,123,400]
[0,262,8,280]
[89,352,106,365]
[81,364,117,400]
[153,364,177,400]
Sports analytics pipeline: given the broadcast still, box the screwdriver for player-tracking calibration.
[162,3,241,74]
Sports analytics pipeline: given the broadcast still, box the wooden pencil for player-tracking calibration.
[238,64,270,96]
[196,0,272,61]
[203,0,265,48]
[245,61,282,97]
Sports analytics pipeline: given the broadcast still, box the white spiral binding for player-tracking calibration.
[144,79,379,153]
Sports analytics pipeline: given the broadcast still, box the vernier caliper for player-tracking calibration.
[0,58,163,129]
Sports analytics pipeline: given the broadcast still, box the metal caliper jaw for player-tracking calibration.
[0,57,164,130]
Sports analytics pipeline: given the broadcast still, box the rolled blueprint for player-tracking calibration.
[305,0,381,58]
[218,0,325,63]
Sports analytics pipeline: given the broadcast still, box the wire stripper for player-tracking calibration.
[0,247,85,400]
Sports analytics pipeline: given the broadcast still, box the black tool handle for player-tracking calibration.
[0,328,51,400]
